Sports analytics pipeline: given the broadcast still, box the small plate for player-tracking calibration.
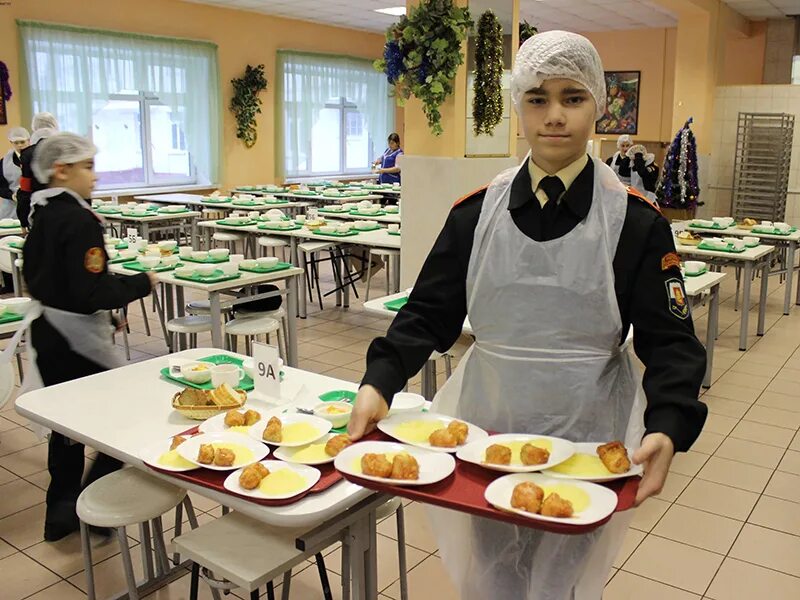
[542,442,643,482]
[334,440,455,486]
[378,412,488,454]
[223,460,321,500]
[457,433,576,473]
[273,432,340,465]
[484,473,618,526]
[176,432,269,471]
[248,413,332,448]
[139,437,199,472]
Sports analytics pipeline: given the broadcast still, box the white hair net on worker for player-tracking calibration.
[29,127,57,146]
[31,112,59,132]
[511,31,606,120]
[616,134,632,149]
[7,127,30,142]
[32,132,97,184]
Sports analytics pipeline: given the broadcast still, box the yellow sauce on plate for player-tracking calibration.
[549,453,611,477]
[289,442,331,463]
[258,469,308,497]
[158,450,196,469]
[282,422,322,444]
[226,425,251,435]
[210,442,255,466]
[540,483,590,513]
[392,420,445,444]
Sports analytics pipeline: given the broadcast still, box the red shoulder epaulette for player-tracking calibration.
[626,186,661,214]
[453,186,489,208]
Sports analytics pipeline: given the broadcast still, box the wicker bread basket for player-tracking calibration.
[171,389,246,420]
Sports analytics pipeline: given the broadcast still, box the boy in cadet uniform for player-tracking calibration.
[24,132,155,541]
[17,112,59,230]
[350,31,707,599]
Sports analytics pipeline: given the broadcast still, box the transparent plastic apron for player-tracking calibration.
[428,157,646,600]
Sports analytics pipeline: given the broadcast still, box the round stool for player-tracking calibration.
[257,236,288,260]
[186,299,234,315]
[77,468,195,600]
[235,307,287,358]
[213,231,246,255]
[225,316,283,357]
[166,315,212,350]
[365,248,400,300]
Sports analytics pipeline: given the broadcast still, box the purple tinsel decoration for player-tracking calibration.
[384,41,404,85]
[0,62,11,102]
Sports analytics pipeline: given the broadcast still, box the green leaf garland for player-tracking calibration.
[473,11,503,136]
[230,64,268,148]
[519,20,538,46]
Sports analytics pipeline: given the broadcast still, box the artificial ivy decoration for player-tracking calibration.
[473,11,503,136]
[230,64,268,148]
[375,0,473,136]
[519,20,538,46]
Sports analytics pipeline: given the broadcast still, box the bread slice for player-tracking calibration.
[211,383,245,407]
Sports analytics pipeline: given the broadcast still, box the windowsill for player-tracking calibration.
[284,173,377,185]
[92,183,217,198]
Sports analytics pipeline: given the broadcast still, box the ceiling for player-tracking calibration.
[181,0,798,34]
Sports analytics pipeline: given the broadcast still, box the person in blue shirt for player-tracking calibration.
[372,133,403,184]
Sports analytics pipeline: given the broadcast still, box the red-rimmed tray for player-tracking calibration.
[145,426,344,506]
[337,432,639,535]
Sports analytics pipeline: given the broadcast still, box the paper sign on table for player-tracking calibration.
[252,341,281,402]
[126,228,139,245]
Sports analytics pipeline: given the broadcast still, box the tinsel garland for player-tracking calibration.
[656,117,699,209]
[473,11,503,136]
[0,62,11,102]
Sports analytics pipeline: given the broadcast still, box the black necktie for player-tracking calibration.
[538,176,565,226]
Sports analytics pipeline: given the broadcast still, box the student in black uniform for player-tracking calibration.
[606,134,659,202]
[0,127,29,293]
[24,132,155,541]
[17,112,59,231]
[349,31,706,600]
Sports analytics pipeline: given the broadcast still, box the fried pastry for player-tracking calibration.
[485,444,512,465]
[391,453,420,480]
[596,441,631,474]
[447,420,469,445]
[540,493,574,518]
[325,434,352,457]
[224,410,245,427]
[510,482,544,513]
[197,443,215,464]
[213,448,235,467]
[243,409,261,426]
[252,462,270,478]
[262,416,283,443]
[238,465,265,490]
[170,435,186,450]
[520,443,550,466]
[742,217,757,226]
[361,453,393,478]
[428,428,457,448]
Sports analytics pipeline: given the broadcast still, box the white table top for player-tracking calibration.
[14,348,369,527]
[198,221,402,250]
[99,210,202,223]
[0,227,24,237]
[687,225,800,243]
[675,242,774,262]
[280,192,384,203]
[133,194,206,205]
[316,210,401,224]
[363,291,473,335]
[684,271,727,295]
[0,319,23,335]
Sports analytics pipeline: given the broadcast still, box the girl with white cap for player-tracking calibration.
[607,135,660,202]
[349,30,706,599]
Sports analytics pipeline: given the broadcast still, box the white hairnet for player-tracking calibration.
[32,132,97,184]
[617,135,632,149]
[511,31,606,120]
[31,112,59,131]
[7,127,30,142]
[29,127,57,145]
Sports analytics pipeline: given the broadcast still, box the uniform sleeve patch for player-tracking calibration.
[665,277,689,320]
[661,252,681,272]
[84,247,105,274]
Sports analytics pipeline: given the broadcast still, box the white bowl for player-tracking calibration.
[743,236,759,245]
[209,248,230,260]
[158,240,178,251]
[242,358,254,379]
[197,264,217,276]
[1,297,32,315]
[162,255,180,266]
[0,218,14,226]
[180,361,212,384]
[179,246,194,258]
[337,224,352,233]
[191,251,209,260]
[175,266,196,278]
[353,221,367,229]
[139,256,161,269]
[684,260,706,275]
[389,392,426,415]
[313,402,352,429]
[239,259,257,270]
[256,256,279,269]
[319,226,336,234]
[219,262,238,275]
[342,203,356,211]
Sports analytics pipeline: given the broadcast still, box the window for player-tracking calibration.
[277,51,394,179]
[18,21,220,190]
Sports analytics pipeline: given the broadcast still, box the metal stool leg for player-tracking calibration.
[189,562,200,600]
[118,526,140,600]
[151,516,170,576]
[315,553,334,600]
[341,538,351,600]
[281,570,292,600]
[139,521,155,581]
[80,521,96,600]
[365,251,373,301]
[267,580,276,600]
[139,297,151,336]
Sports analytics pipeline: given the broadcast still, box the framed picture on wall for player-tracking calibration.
[595,71,640,135]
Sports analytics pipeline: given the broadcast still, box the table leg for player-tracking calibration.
[421,360,437,401]
[286,275,299,367]
[392,254,401,293]
[209,292,223,349]
[204,227,212,251]
[784,241,796,315]
[143,222,150,242]
[291,237,307,319]
[10,257,21,297]
[347,510,378,600]
[703,283,720,388]
[176,287,187,350]
[757,261,769,336]
[342,253,350,309]
[191,218,199,248]
[739,262,753,351]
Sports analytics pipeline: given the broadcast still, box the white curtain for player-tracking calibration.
[18,21,221,184]
[277,50,393,179]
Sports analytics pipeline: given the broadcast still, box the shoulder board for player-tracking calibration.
[626,186,661,214]
[453,186,488,208]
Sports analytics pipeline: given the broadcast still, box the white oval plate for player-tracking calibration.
[334,440,455,486]
[223,460,321,500]
[176,431,269,471]
[457,433,576,473]
[199,409,266,435]
[139,437,199,472]
[542,442,643,482]
[378,412,488,454]
[484,473,618,526]
[248,413,332,448]
[273,433,344,466]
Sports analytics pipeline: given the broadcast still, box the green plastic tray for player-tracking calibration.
[158,208,191,214]
[353,225,382,232]
[383,296,408,312]
[160,354,254,391]
[0,311,24,325]
[109,255,137,264]
[202,198,232,203]
[318,208,349,214]
[388,231,401,236]
[264,199,289,204]
[239,262,293,274]
[216,219,257,227]
[689,222,728,230]
[173,270,242,284]
[231,201,266,208]
[96,207,123,214]
[292,191,319,196]
[319,390,357,403]
[257,224,302,231]
[683,268,708,277]
[8,241,23,249]
[697,242,746,254]
[311,230,359,237]
[750,227,797,236]
[350,210,386,217]
[123,261,181,273]
[115,242,129,250]
[181,255,229,264]
[0,224,21,229]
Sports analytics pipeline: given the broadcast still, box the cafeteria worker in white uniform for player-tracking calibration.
[349,31,707,599]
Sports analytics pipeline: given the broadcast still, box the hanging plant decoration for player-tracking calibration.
[473,11,503,136]
[519,20,538,46]
[375,0,473,136]
[230,64,268,148]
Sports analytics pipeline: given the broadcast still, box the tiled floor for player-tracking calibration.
[1,263,800,599]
